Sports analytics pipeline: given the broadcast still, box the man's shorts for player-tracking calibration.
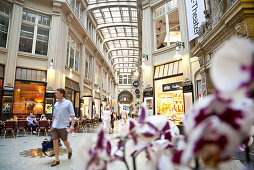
[51,128,68,141]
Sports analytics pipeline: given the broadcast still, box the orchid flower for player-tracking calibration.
[210,37,254,100]
[84,129,121,170]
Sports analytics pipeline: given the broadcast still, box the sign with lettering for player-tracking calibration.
[162,82,183,92]
[143,87,153,97]
[133,81,140,87]
[185,0,205,41]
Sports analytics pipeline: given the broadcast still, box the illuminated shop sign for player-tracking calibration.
[185,0,205,41]
[162,82,183,92]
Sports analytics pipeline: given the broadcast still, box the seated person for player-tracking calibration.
[27,113,37,133]
[40,114,47,120]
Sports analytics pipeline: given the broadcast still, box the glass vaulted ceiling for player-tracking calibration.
[85,0,139,73]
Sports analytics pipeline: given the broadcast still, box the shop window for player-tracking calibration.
[13,81,45,116]
[154,0,180,50]
[16,68,46,82]
[0,3,10,48]
[66,35,80,72]
[154,75,184,125]
[19,11,50,55]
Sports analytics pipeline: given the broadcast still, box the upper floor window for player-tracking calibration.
[85,59,91,80]
[19,11,50,55]
[0,3,11,48]
[66,35,80,72]
[154,0,181,50]
[119,75,132,85]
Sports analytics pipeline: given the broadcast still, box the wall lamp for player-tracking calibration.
[49,59,54,70]
[175,41,185,60]
[69,68,73,78]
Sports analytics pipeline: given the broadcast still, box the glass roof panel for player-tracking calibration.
[87,0,139,73]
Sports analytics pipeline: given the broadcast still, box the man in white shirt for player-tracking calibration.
[121,107,127,125]
[102,106,111,133]
[49,88,75,167]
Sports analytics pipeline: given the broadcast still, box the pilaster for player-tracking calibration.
[4,1,24,87]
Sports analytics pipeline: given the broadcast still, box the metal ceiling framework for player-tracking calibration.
[85,0,141,74]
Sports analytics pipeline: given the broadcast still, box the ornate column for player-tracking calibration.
[4,0,24,87]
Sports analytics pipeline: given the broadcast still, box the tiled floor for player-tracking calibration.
[0,120,246,170]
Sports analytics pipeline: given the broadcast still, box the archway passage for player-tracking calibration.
[117,91,134,118]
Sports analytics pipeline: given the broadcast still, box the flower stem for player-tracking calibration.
[132,156,137,170]
[245,146,250,164]
[123,140,130,170]
[194,157,199,170]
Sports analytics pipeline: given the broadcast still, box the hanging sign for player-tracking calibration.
[133,81,140,87]
[185,0,206,41]
[135,89,140,94]
[162,82,183,92]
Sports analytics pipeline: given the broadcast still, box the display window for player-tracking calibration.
[94,98,100,118]
[155,75,184,125]
[0,79,2,106]
[81,97,91,118]
[65,88,80,117]
[13,81,45,117]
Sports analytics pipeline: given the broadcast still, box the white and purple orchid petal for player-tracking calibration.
[172,150,184,164]
[106,141,112,156]
[145,115,168,131]
[157,153,174,170]
[162,131,172,142]
[129,120,136,131]
[139,104,146,123]
[96,129,105,149]
[184,95,254,137]
[119,119,138,137]
[210,37,254,96]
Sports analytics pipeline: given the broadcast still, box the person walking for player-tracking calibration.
[102,106,111,134]
[49,88,75,167]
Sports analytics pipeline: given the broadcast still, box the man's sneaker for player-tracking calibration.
[32,131,36,134]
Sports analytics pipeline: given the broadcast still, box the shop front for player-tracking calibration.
[65,78,80,117]
[93,91,100,119]
[0,65,8,121]
[143,87,153,117]
[12,68,47,119]
[102,94,107,110]
[80,86,92,118]
[45,90,55,120]
[154,60,185,125]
